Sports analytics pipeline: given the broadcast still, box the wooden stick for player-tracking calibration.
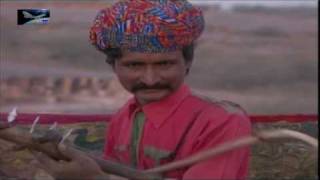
[145,129,318,174]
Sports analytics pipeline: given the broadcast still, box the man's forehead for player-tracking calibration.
[120,51,183,62]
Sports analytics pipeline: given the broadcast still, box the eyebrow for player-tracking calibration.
[121,58,178,63]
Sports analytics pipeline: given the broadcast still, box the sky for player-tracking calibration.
[189,0,318,10]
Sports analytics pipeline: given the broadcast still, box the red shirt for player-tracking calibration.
[104,84,251,179]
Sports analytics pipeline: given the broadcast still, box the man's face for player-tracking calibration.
[113,50,191,105]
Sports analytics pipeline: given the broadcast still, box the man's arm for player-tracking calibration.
[1,122,108,179]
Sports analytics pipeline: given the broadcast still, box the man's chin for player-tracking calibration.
[135,89,170,105]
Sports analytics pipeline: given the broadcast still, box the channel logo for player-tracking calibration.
[17,9,50,25]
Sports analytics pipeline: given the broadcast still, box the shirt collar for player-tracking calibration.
[127,84,191,128]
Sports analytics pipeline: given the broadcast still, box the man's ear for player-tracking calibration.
[111,59,118,72]
[111,63,116,72]
[185,61,192,75]
[186,67,190,75]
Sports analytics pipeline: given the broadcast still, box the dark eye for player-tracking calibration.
[157,61,174,67]
[125,62,143,68]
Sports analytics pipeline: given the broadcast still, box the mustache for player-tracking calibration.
[131,82,172,92]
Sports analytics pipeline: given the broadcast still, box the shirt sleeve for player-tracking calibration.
[182,113,252,180]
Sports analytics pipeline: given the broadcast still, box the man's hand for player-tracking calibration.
[33,142,108,180]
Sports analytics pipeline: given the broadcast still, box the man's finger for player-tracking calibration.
[31,150,59,172]
[10,144,27,151]
[57,143,86,160]
[32,129,62,143]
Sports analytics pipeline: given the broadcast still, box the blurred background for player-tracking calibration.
[0,0,318,114]
[0,1,318,179]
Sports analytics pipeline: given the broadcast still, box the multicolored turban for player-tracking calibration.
[89,0,205,53]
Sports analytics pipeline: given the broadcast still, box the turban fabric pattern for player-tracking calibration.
[89,0,205,53]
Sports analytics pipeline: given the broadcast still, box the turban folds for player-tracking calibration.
[89,0,205,53]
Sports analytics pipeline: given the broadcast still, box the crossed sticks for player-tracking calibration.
[0,108,318,179]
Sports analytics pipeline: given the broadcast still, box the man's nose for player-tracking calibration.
[140,66,160,86]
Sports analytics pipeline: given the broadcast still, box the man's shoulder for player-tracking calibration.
[189,90,248,117]
[188,91,252,136]
[188,90,251,127]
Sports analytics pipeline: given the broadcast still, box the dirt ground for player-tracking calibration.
[0,1,317,114]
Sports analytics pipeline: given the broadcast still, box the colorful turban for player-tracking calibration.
[89,0,205,53]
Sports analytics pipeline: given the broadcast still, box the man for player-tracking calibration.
[26,0,252,179]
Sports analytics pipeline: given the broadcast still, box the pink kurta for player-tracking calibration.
[104,84,251,179]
